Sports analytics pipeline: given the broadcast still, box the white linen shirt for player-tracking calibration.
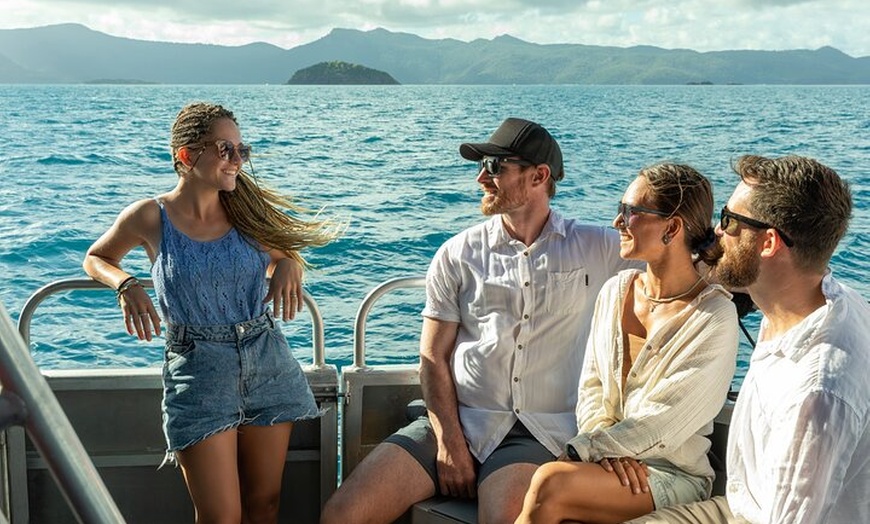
[567,270,739,479]
[422,211,635,461]
[727,273,870,524]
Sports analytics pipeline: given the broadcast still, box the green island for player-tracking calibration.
[287,61,400,85]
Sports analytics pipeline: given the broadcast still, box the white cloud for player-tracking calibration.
[2,0,868,56]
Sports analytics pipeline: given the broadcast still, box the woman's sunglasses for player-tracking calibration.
[478,156,533,177]
[195,140,251,163]
[617,202,670,225]
[720,206,794,247]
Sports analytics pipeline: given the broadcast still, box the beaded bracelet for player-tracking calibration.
[116,276,142,306]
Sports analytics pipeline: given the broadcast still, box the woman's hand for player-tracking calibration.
[264,258,304,321]
[599,457,649,495]
[119,285,161,341]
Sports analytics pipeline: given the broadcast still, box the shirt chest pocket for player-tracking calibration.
[546,268,588,315]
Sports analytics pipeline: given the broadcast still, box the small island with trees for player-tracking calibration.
[287,61,400,85]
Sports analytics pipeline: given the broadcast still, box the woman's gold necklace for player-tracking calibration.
[640,275,705,312]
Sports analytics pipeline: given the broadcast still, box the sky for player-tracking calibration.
[2,0,869,58]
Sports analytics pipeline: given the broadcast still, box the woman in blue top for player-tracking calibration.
[83,102,339,523]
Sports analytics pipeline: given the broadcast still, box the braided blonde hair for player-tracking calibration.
[170,102,340,266]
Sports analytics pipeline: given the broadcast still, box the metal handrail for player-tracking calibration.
[352,276,426,368]
[17,278,327,369]
[0,300,125,523]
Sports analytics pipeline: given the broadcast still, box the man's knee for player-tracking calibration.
[478,463,540,524]
[321,442,435,524]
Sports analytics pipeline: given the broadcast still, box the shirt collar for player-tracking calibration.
[486,209,567,247]
[759,270,837,363]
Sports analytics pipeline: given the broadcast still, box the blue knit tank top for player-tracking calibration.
[150,199,270,326]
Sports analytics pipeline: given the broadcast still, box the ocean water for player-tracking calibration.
[0,84,868,390]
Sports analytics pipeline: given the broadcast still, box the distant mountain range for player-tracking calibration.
[1,23,869,85]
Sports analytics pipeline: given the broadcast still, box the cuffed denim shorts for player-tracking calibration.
[646,460,712,510]
[161,311,322,460]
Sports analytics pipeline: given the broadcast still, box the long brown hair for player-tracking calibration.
[170,102,340,266]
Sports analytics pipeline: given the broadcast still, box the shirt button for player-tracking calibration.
[513,377,519,382]
[238,325,246,334]
[517,344,524,350]
[523,251,529,256]
[514,408,520,414]
[523,314,530,320]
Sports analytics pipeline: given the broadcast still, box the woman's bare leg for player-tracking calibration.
[516,461,655,524]
[237,422,294,524]
[176,430,242,524]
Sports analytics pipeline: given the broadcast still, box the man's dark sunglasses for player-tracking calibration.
[720,206,794,247]
[478,155,533,177]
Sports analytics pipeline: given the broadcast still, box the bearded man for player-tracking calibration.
[628,155,869,524]
[321,118,635,524]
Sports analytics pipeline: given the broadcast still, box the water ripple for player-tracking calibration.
[1,84,868,386]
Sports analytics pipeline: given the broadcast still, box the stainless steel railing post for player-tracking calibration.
[352,276,426,369]
[1,299,126,523]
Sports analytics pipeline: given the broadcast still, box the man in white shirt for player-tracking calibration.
[628,154,870,524]
[321,118,635,524]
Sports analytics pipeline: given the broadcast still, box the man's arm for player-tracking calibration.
[763,391,862,523]
[419,317,477,498]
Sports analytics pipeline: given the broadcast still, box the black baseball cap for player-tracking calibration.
[459,118,564,181]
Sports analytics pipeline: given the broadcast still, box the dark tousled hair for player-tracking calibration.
[733,155,851,273]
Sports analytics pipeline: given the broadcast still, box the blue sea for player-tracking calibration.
[1,84,868,390]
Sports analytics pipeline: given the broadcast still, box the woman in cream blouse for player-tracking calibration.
[516,163,738,524]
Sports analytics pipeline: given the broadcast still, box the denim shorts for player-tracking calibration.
[384,417,555,489]
[645,460,712,510]
[161,311,322,460]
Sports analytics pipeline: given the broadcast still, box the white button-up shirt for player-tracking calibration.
[422,211,635,460]
[567,270,738,479]
[727,273,870,524]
